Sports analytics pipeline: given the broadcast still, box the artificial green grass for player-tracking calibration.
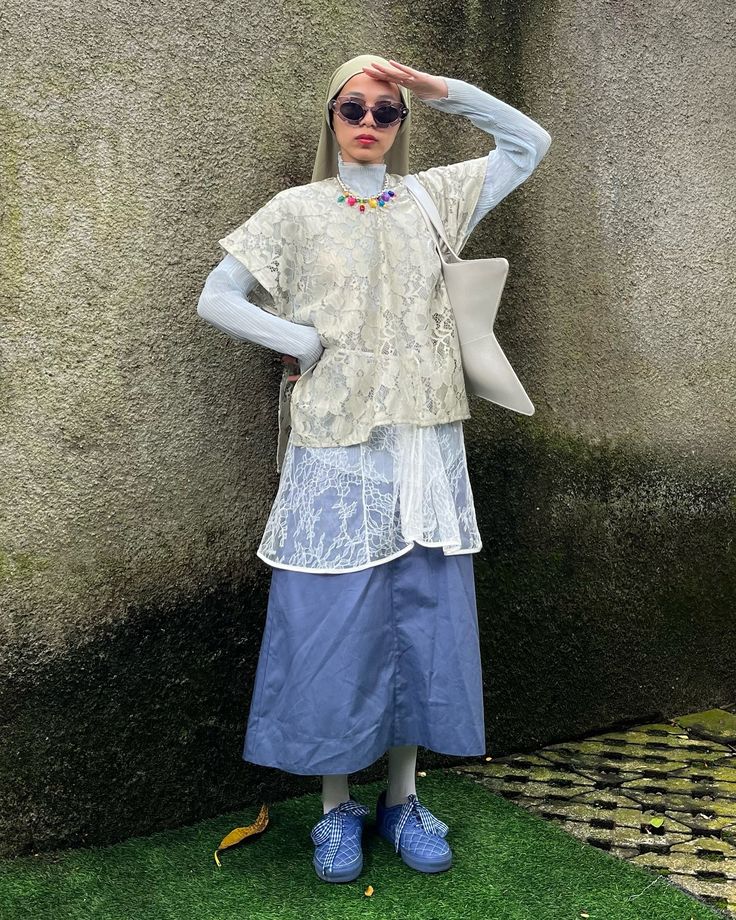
[0,770,722,920]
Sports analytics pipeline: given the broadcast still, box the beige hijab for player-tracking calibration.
[311,54,412,183]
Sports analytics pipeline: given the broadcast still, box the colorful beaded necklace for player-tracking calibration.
[335,172,398,213]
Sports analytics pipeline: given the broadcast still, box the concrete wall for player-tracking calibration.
[1,0,734,856]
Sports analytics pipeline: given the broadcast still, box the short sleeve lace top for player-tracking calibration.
[218,157,489,449]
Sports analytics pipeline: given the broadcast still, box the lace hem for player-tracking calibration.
[257,420,481,573]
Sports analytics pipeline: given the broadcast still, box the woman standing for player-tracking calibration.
[198,54,551,883]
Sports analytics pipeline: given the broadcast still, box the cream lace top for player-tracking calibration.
[218,158,489,450]
[198,77,552,572]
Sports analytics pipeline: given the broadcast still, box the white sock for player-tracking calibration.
[321,774,350,813]
[385,744,418,807]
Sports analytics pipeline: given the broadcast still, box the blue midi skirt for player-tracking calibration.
[243,543,486,775]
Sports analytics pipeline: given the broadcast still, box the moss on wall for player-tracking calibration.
[1,415,733,856]
[1,0,733,859]
[0,103,25,357]
[467,411,736,753]
[0,549,52,586]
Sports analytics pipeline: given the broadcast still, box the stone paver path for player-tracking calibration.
[455,706,736,918]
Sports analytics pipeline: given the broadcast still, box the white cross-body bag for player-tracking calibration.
[403,174,534,416]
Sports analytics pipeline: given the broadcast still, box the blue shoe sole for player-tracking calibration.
[313,855,363,883]
[376,829,452,874]
[400,848,452,873]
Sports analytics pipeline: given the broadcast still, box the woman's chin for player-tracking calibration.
[352,148,384,162]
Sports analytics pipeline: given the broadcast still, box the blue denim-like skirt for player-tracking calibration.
[243,542,486,775]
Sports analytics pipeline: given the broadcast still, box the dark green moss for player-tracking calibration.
[0,549,52,585]
[2,415,733,857]
[466,410,736,756]
[0,573,277,858]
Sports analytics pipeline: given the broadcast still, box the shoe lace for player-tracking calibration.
[311,800,369,873]
[393,793,449,853]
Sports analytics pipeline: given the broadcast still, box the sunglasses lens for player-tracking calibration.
[375,105,402,125]
[339,101,365,123]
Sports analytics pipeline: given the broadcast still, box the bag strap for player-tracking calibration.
[402,174,458,260]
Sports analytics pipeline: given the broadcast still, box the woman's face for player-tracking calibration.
[330,71,403,166]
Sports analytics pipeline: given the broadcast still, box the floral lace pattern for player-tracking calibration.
[219,157,489,449]
[257,420,481,573]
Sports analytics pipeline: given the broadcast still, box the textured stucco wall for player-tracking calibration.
[1,0,734,857]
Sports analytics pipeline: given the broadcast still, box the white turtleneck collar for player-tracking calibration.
[337,149,386,198]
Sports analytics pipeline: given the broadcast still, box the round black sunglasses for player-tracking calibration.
[328,95,408,129]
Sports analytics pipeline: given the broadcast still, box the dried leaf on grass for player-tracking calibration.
[214,804,270,866]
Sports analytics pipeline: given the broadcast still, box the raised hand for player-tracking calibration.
[360,59,448,102]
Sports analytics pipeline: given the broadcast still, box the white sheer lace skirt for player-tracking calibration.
[257,420,482,574]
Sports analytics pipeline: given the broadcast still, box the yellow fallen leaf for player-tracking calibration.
[417,771,427,777]
[213,804,270,866]
[649,816,665,828]
[364,885,374,897]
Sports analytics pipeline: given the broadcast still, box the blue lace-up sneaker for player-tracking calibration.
[310,799,370,883]
[375,790,452,873]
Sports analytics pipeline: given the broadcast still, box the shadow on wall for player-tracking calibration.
[467,410,736,754]
[0,573,282,859]
[1,409,734,858]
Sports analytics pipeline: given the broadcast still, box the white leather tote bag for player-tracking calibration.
[403,174,534,416]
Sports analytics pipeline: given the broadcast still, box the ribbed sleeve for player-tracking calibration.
[423,76,552,236]
[197,254,324,372]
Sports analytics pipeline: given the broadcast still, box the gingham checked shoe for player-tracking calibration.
[375,790,452,873]
[310,799,370,882]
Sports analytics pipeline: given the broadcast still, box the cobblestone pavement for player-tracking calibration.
[455,706,736,918]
